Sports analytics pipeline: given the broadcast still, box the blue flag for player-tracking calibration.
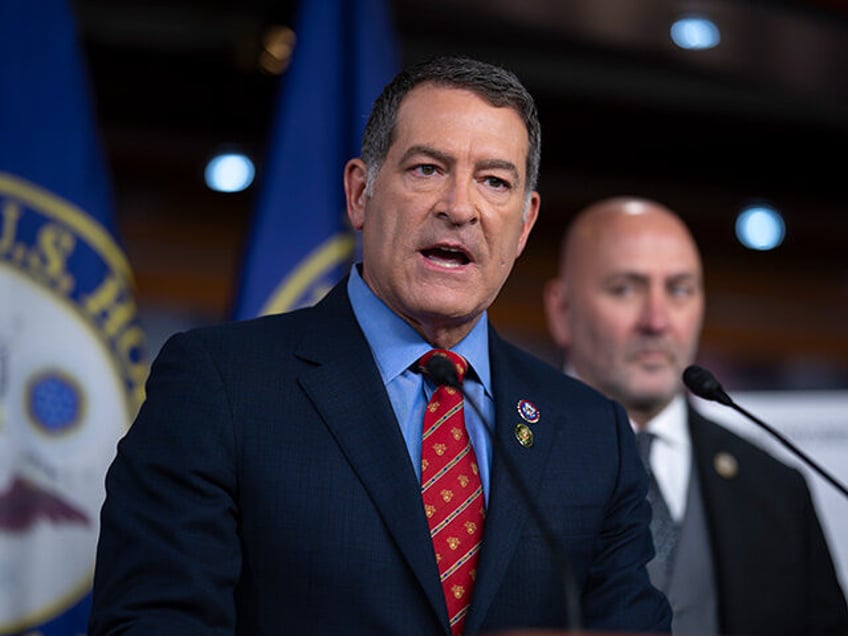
[0,1,147,634]
[233,0,400,318]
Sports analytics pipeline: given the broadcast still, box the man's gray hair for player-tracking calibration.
[360,55,541,206]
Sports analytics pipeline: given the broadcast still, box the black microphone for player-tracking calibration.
[425,355,582,632]
[683,364,848,499]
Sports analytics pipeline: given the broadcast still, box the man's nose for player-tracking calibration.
[437,177,478,226]
[639,289,671,332]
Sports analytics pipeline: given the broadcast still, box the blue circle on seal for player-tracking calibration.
[29,372,82,433]
[517,399,540,424]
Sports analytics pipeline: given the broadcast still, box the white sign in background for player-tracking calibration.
[694,391,848,597]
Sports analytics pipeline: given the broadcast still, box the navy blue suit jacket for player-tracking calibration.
[89,281,670,635]
[690,407,848,635]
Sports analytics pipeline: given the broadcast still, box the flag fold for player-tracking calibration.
[233,0,399,318]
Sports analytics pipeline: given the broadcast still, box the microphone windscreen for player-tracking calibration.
[425,355,461,388]
[683,365,733,406]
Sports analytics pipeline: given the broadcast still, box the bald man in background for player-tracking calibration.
[544,196,848,635]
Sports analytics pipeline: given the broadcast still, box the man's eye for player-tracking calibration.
[669,284,695,298]
[608,284,635,297]
[413,164,438,176]
[484,176,509,190]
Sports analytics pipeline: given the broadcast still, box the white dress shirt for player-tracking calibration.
[636,394,691,523]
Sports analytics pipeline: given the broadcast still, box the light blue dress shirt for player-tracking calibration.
[347,265,495,502]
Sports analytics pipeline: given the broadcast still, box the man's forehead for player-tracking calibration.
[601,267,701,281]
[587,245,701,279]
[391,88,528,160]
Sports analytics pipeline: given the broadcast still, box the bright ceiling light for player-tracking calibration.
[735,204,785,251]
[671,16,721,51]
[205,152,255,193]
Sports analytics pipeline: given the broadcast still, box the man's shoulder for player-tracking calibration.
[185,281,352,346]
[185,306,312,341]
[689,405,806,482]
[159,295,347,365]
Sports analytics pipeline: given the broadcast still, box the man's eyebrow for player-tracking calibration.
[603,271,700,283]
[603,272,649,284]
[399,144,452,166]
[476,158,520,184]
[399,145,522,183]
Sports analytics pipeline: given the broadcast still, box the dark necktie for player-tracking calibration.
[635,430,680,585]
[419,349,485,636]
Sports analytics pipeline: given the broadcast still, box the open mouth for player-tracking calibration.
[421,246,471,268]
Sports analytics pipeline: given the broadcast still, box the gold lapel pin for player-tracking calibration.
[514,422,534,448]
[713,452,738,479]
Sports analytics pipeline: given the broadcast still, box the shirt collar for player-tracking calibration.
[346,264,492,394]
[642,393,690,450]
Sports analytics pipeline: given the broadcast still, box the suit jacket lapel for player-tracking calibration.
[688,404,745,622]
[465,331,562,634]
[294,282,448,627]
[689,406,744,532]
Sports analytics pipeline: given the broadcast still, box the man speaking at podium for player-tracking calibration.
[88,57,670,634]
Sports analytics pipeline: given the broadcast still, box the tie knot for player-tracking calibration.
[418,349,468,386]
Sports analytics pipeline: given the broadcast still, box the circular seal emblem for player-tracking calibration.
[516,399,540,424]
[0,173,145,632]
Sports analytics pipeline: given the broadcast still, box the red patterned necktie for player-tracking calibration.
[419,349,486,636]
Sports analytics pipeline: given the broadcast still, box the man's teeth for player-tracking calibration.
[426,248,468,267]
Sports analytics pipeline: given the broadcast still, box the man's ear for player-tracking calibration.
[514,191,540,258]
[543,277,572,348]
[344,158,368,230]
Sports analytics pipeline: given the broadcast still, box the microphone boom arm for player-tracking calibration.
[728,399,848,499]
[683,364,848,499]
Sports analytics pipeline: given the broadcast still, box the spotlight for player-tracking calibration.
[204,152,255,193]
[670,16,721,51]
[735,204,785,251]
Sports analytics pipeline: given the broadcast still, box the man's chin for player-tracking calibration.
[625,372,679,402]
